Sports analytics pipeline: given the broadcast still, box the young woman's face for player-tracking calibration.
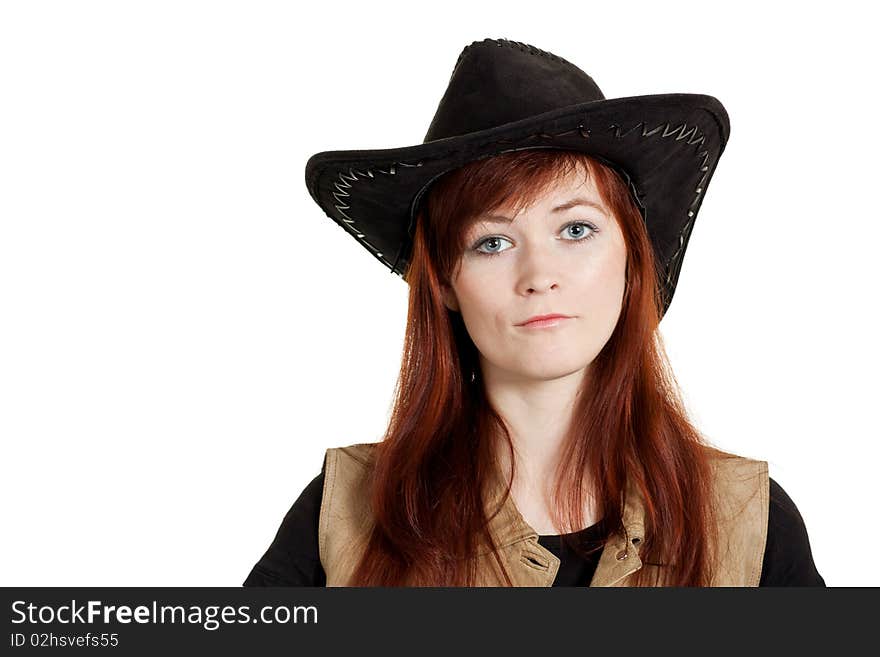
[442,163,627,385]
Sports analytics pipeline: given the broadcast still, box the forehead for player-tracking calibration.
[477,161,607,223]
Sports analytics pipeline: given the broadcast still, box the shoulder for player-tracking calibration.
[699,446,770,586]
[704,445,769,480]
[319,441,381,512]
[698,447,825,586]
[320,442,380,503]
[702,446,770,518]
[242,467,327,586]
[324,441,380,467]
[703,446,769,508]
[318,442,381,585]
[761,476,826,586]
[242,443,382,587]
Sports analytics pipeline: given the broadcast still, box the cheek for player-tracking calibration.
[578,246,627,331]
[454,278,507,344]
[458,289,502,333]
[596,253,627,306]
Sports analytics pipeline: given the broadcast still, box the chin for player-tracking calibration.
[512,360,589,382]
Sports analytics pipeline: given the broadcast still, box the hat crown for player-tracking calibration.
[423,38,605,143]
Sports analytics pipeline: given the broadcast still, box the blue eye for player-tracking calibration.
[562,222,594,240]
[474,235,511,256]
[473,221,599,257]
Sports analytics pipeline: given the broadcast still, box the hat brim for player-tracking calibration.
[304,92,730,317]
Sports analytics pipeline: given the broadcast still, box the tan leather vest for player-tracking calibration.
[318,442,769,586]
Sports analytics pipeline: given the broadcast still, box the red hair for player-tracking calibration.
[349,149,721,586]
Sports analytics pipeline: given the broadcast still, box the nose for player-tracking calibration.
[517,242,559,295]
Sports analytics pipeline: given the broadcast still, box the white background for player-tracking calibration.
[1,0,876,586]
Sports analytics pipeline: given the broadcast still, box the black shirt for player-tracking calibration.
[243,468,825,587]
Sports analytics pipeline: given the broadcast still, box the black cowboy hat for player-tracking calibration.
[304,37,730,318]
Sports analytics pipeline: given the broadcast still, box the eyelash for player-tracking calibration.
[471,221,600,258]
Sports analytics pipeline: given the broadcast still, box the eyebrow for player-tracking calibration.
[476,197,609,223]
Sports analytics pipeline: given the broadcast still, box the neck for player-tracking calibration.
[482,363,588,494]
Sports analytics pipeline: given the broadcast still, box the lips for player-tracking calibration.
[517,313,572,327]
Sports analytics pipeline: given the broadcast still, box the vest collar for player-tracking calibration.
[481,465,648,586]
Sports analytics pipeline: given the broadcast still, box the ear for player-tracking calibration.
[441,284,460,313]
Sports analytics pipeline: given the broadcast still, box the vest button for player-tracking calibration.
[615,549,628,561]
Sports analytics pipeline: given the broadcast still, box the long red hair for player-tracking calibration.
[348,148,721,586]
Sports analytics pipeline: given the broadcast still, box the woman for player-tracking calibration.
[244,38,825,587]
